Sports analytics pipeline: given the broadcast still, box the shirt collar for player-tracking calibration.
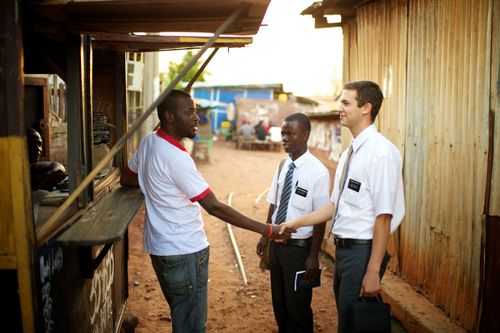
[351,125,377,153]
[156,129,187,152]
[289,150,310,169]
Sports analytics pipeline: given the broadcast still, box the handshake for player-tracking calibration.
[263,220,301,240]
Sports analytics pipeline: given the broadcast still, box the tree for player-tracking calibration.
[160,51,210,91]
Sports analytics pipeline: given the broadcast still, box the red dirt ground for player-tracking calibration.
[125,141,338,332]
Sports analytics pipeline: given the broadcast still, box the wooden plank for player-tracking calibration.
[56,186,143,246]
[92,34,252,52]
[0,1,38,332]
[487,0,500,217]
[0,255,17,269]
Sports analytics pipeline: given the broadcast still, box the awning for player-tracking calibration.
[301,0,372,27]
[92,34,253,52]
[25,0,271,36]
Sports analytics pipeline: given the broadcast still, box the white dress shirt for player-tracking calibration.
[268,151,330,239]
[330,125,405,239]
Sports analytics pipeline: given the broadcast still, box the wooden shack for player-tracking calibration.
[0,1,269,332]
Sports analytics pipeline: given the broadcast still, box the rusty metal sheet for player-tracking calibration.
[339,0,495,330]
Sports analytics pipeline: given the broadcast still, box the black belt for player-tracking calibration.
[334,237,372,248]
[274,237,312,248]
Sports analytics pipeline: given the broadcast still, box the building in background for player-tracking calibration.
[192,83,288,133]
[126,52,160,157]
[305,96,341,182]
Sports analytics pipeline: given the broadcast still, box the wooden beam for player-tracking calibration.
[66,34,93,208]
[0,256,17,270]
[0,1,38,332]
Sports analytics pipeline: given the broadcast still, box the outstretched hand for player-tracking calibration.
[278,221,299,235]
[269,224,291,240]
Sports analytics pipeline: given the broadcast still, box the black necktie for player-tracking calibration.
[274,162,296,224]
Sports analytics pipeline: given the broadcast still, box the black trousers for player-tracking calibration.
[269,241,313,333]
[334,244,391,333]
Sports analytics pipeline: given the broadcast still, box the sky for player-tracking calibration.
[158,0,343,97]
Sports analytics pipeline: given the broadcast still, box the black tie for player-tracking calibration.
[274,162,296,224]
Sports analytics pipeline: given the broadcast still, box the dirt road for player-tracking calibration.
[125,141,338,332]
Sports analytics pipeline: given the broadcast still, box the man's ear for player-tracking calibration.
[165,110,175,124]
[302,130,310,142]
[362,103,372,116]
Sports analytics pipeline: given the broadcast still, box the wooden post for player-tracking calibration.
[0,0,38,331]
[66,34,94,207]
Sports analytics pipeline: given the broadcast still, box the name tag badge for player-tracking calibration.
[347,179,361,192]
[295,186,308,197]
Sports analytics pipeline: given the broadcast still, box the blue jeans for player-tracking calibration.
[150,247,210,333]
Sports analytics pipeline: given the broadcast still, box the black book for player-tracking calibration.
[294,268,322,292]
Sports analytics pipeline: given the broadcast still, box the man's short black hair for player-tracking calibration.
[157,89,192,121]
[343,80,384,122]
[284,113,311,133]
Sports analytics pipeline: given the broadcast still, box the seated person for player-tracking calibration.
[254,120,267,141]
[239,120,254,140]
[26,127,67,191]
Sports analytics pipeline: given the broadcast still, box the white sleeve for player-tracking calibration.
[368,150,402,217]
[170,155,211,202]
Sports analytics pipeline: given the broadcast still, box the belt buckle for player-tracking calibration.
[335,236,352,248]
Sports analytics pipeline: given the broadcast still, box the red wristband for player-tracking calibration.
[267,224,273,238]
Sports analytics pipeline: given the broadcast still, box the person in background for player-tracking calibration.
[120,89,291,333]
[26,127,66,191]
[254,120,267,141]
[257,113,330,333]
[239,119,254,140]
[280,80,405,333]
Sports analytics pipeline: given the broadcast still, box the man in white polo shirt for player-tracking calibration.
[120,89,290,333]
[279,81,405,333]
[257,113,330,333]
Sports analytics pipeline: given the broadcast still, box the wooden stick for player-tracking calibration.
[254,188,270,207]
[226,192,248,286]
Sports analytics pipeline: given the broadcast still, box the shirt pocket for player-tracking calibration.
[290,185,311,211]
[341,179,369,208]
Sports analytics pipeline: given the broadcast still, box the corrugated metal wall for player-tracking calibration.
[342,0,496,330]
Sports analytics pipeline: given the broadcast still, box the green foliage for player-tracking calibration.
[160,51,210,90]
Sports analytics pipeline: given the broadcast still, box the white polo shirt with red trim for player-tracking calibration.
[127,129,211,256]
